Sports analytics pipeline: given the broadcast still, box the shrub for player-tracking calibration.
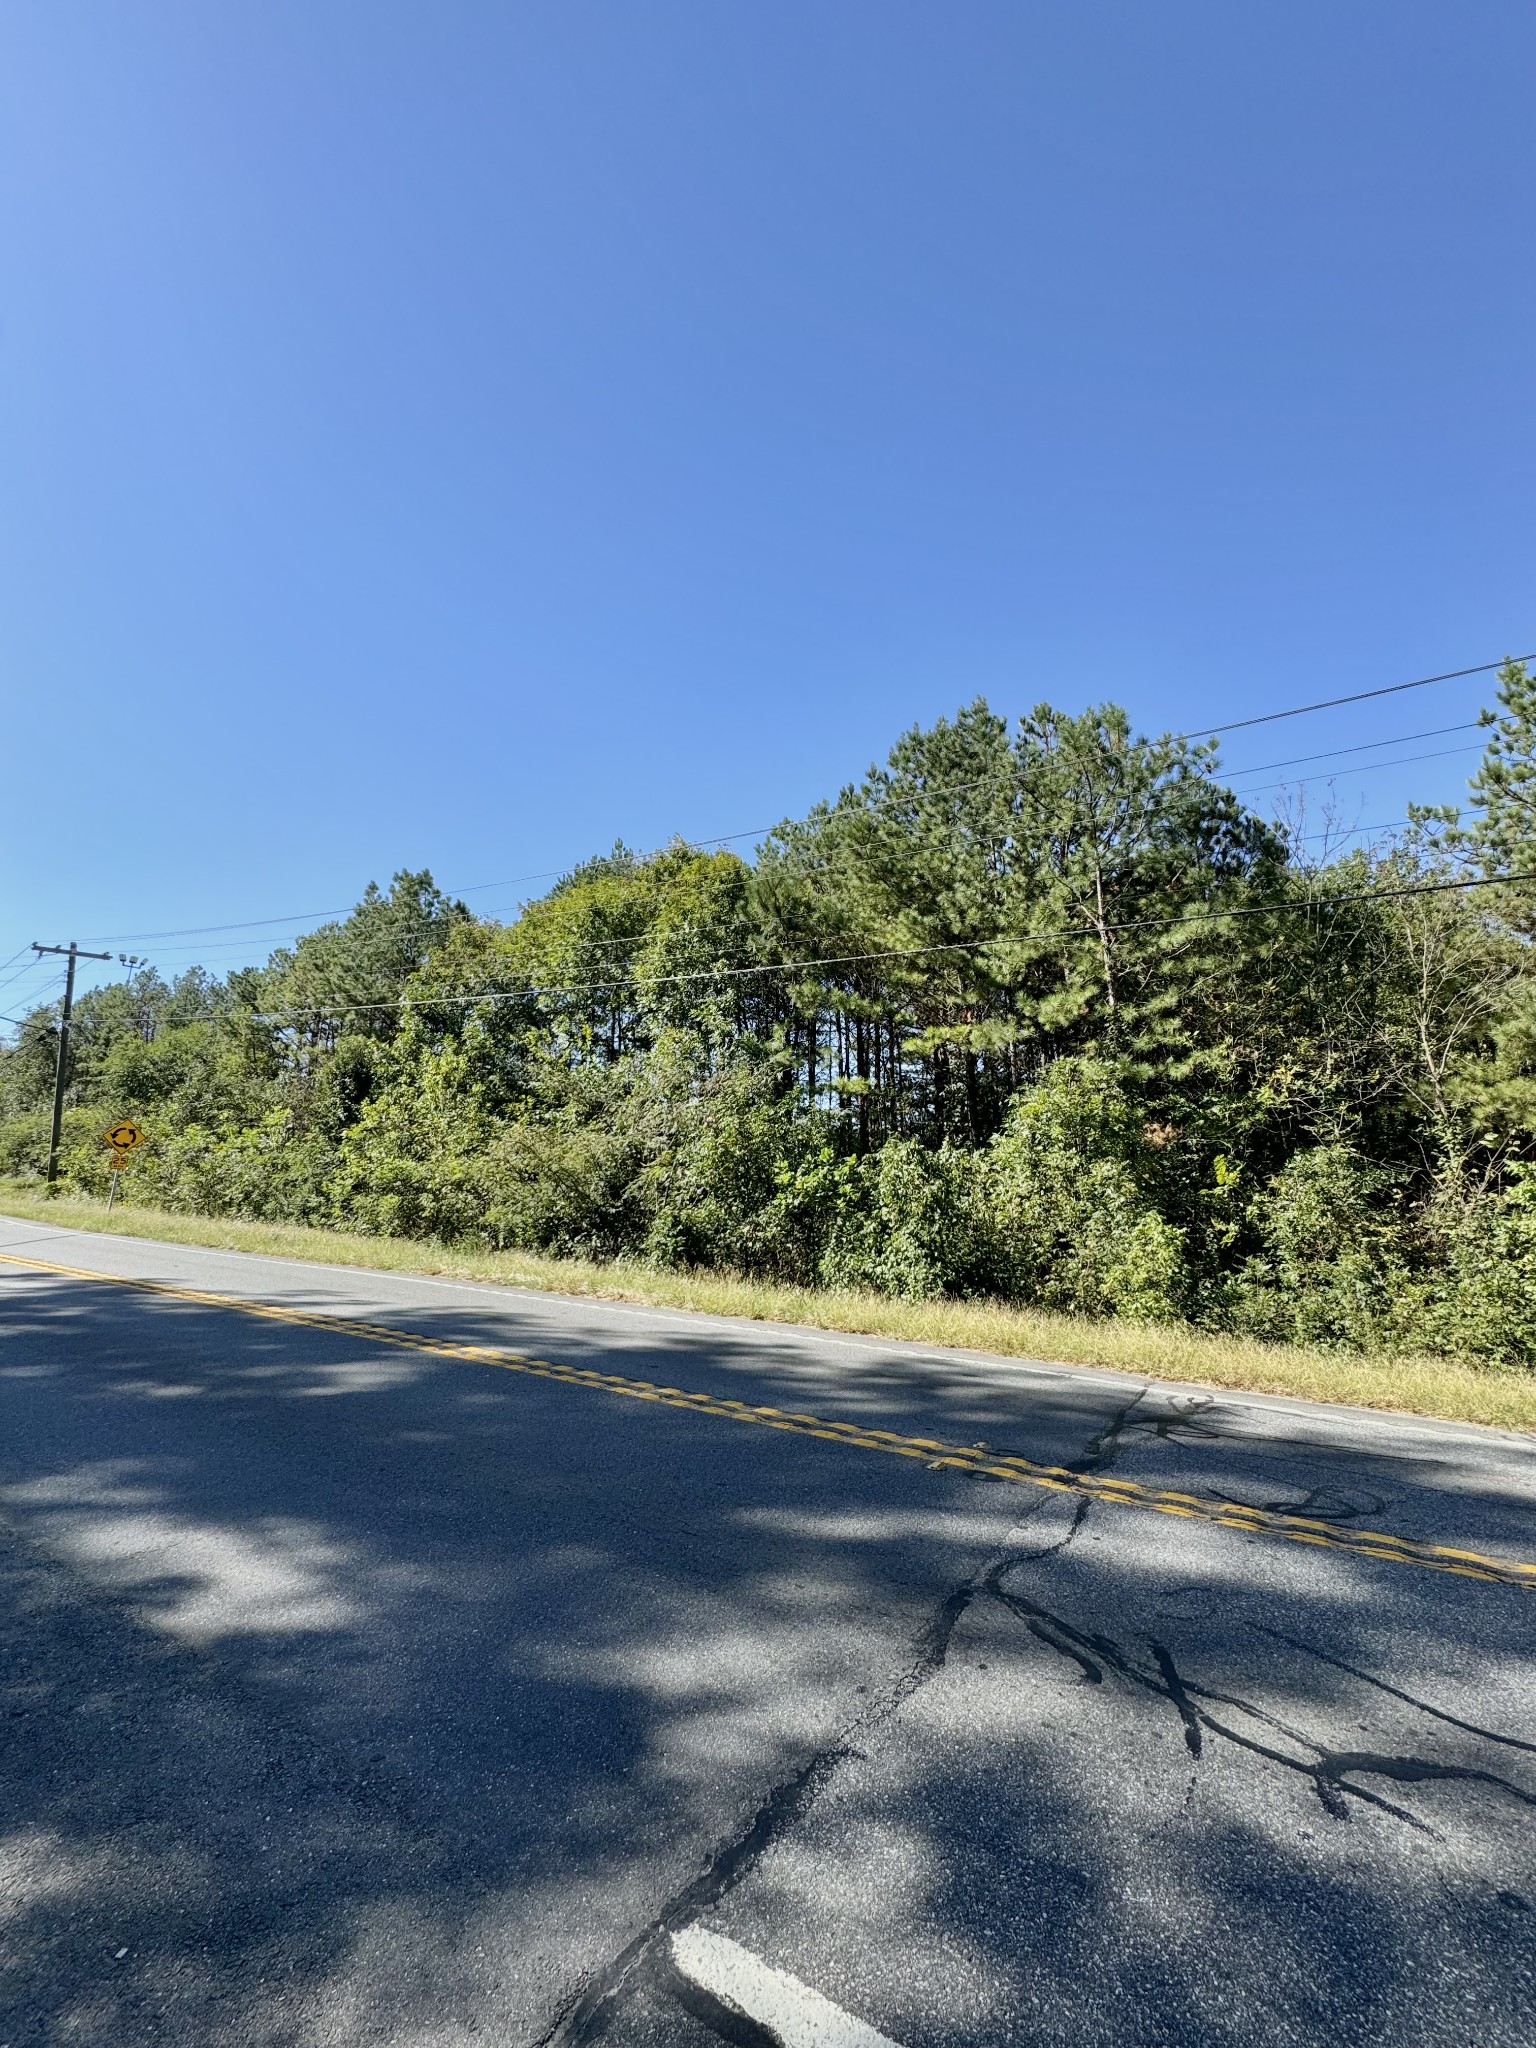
[135,1114,337,1223]
[821,1140,992,1299]
[983,1060,1188,1320]
[1412,1169,1536,1368]
[1227,1145,1410,1350]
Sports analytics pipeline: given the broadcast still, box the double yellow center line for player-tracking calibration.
[4,1247,1533,1592]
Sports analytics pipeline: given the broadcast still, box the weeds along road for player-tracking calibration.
[1,1215,1533,2048]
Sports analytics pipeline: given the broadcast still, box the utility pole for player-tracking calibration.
[32,942,111,1186]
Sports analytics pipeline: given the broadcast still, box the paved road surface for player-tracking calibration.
[1,1213,1533,2048]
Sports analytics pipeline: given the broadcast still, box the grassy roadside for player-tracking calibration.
[2,1188,1534,1433]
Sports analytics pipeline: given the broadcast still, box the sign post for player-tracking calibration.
[101,1121,146,1213]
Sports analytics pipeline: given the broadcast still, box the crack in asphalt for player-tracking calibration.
[1248,1623,1536,1756]
[1150,1641,1204,1758]
[1070,1386,1153,1474]
[1014,1494,1092,1563]
[537,1495,1075,2046]
[992,1574,1536,1832]
[534,1730,853,2045]
[1210,1484,1390,1526]
[533,1389,1525,2045]
[651,1949,783,2048]
[1070,1389,1223,1477]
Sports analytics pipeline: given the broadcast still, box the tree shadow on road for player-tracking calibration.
[0,1273,1533,2046]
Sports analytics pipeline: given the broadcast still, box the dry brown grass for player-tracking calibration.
[3,1189,1533,1433]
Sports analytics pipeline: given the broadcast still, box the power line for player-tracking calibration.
[26,767,1491,993]
[0,957,68,1005]
[1221,721,1480,780]
[9,787,1483,1025]
[71,652,1530,950]
[99,723,1499,970]
[412,742,1486,952]
[752,678,1516,833]
[1174,655,1530,743]
[0,970,65,1029]
[77,874,559,944]
[0,950,151,1010]
[0,943,56,989]
[1233,742,1483,798]
[0,965,49,1005]
[251,867,1530,1025]
[798,661,1528,821]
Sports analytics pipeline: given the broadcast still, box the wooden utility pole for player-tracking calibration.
[32,942,112,1185]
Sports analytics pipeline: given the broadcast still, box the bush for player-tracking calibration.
[821,1140,992,1299]
[330,1045,501,1242]
[0,1110,60,1181]
[1226,1145,1410,1350]
[1412,1170,1536,1368]
[983,1060,1188,1320]
[639,1070,814,1277]
[132,1114,338,1224]
[476,1118,650,1257]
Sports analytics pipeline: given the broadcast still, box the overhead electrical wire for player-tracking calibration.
[5,738,1498,1006]
[249,867,1530,1027]
[1173,656,1528,742]
[73,812,1412,1003]
[43,754,1491,981]
[767,660,1523,825]
[1231,742,1484,799]
[73,652,1529,952]
[77,872,571,945]
[7,655,1526,1046]
[0,969,66,1023]
[715,665,1524,831]
[0,1006,57,1028]
[0,966,44,1005]
[272,723,1493,952]
[128,733,1488,972]
[0,943,47,984]
[0,957,66,1004]
[1218,721,1481,780]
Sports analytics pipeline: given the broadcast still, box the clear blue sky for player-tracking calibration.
[2,3,1533,1012]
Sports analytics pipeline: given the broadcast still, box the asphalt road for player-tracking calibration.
[1,1214,1533,2048]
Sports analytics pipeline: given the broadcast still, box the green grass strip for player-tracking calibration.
[2,1190,1533,1433]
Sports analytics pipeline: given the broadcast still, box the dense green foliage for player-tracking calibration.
[10,669,1536,1366]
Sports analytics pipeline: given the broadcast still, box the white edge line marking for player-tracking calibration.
[670,1927,903,2047]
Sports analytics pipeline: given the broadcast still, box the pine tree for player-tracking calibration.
[1471,658,1536,933]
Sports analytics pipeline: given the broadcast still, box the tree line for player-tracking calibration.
[8,662,1536,1364]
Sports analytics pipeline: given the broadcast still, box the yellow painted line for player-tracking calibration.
[4,1247,1534,1593]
